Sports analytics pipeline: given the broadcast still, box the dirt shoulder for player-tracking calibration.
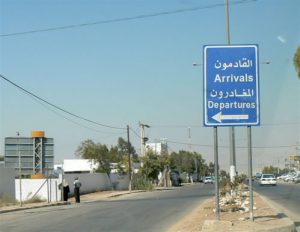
[167,192,295,232]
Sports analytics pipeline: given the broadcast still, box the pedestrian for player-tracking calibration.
[62,179,70,201]
[73,177,82,203]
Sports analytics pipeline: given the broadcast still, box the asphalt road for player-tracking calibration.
[0,183,214,232]
[253,180,300,225]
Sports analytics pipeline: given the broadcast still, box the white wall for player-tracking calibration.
[63,173,112,195]
[14,173,128,202]
[15,178,61,202]
[109,174,130,190]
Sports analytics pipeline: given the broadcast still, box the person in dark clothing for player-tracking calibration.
[73,177,82,203]
[62,179,70,201]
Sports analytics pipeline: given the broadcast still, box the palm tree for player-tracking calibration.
[293,46,300,78]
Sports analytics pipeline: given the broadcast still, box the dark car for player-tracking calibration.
[170,171,181,186]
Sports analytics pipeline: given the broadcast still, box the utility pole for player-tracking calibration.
[188,127,192,152]
[127,125,132,191]
[225,0,237,183]
[139,122,150,156]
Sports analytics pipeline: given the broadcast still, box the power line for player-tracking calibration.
[167,139,296,149]
[27,91,126,134]
[0,0,255,37]
[0,74,126,130]
[130,127,141,139]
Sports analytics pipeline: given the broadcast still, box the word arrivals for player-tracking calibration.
[214,74,253,83]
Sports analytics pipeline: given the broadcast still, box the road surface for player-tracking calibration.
[253,180,300,228]
[0,183,214,232]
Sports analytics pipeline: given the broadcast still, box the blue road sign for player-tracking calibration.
[203,45,259,126]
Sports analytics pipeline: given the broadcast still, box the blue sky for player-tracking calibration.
[1,0,299,172]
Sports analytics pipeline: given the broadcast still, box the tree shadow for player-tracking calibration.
[254,213,287,221]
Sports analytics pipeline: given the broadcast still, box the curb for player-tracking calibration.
[258,194,298,232]
[0,201,70,214]
[201,218,296,232]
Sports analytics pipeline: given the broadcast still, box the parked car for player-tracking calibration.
[260,174,277,186]
[283,172,297,182]
[170,171,181,186]
[204,176,213,184]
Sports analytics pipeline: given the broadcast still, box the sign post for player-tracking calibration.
[203,45,259,221]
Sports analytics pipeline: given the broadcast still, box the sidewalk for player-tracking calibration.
[0,190,140,214]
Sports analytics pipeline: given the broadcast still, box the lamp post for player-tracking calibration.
[139,122,150,156]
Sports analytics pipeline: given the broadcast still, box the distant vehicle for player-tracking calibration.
[283,172,297,182]
[255,172,262,180]
[260,174,277,186]
[204,176,213,184]
[170,171,181,186]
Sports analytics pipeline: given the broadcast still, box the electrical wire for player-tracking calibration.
[167,139,296,149]
[26,91,126,135]
[0,74,126,130]
[0,0,256,37]
[130,127,141,139]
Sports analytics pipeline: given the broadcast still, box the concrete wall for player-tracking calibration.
[15,178,61,202]
[0,167,16,199]
[109,173,130,190]
[63,173,112,195]
[14,173,129,202]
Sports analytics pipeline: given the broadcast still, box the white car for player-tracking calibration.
[204,176,213,184]
[260,174,277,186]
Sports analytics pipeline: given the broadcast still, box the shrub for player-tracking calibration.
[131,173,154,191]
[23,196,45,204]
[0,195,17,207]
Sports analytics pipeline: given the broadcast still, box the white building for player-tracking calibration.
[145,142,168,155]
[55,159,99,173]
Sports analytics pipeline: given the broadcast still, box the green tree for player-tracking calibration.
[293,46,300,78]
[220,170,229,179]
[75,140,112,175]
[262,165,278,174]
[169,150,205,177]
[139,150,161,182]
[116,137,138,163]
[207,162,215,176]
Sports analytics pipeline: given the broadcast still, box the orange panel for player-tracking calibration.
[31,173,45,179]
[31,131,45,138]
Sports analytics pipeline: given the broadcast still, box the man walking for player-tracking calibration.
[73,177,82,203]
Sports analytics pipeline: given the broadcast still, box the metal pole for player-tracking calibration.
[17,132,23,207]
[46,168,49,203]
[247,126,254,221]
[127,125,132,192]
[19,151,22,207]
[55,181,58,202]
[214,127,220,220]
[139,122,145,156]
[225,0,231,44]
[49,173,52,202]
[225,0,236,184]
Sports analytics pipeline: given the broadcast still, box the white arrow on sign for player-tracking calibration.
[212,112,249,123]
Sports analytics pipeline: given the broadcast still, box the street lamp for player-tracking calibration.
[139,122,150,156]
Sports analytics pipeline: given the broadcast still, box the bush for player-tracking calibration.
[0,195,17,207]
[219,174,247,196]
[23,196,45,204]
[131,173,154,191]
